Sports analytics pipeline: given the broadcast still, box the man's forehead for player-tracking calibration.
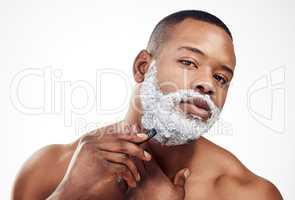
[171,18,233,41]
[164,19,236,68]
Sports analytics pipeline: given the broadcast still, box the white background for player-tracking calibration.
[1,0,294,199]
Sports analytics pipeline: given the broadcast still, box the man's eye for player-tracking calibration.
[179,59,198,68]
[213,74,228,85]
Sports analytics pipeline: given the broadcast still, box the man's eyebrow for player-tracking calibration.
[220,64,234,76]
[177,46,234,76]
[177,46,205,56]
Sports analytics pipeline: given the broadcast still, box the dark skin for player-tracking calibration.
[12,19,283,200]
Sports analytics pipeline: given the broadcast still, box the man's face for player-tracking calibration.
[154,18,236,110]
[134,18,236,145]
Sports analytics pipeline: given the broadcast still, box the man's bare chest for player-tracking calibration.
[184,182,220,200]
[125,179,220,200]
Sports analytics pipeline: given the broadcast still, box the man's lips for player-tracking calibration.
[191,97,210,111]
[177,98,211,121]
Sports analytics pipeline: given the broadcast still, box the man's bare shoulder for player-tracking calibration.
[12,141,78,199]
[196,137,283,200]
[215,171,283,200]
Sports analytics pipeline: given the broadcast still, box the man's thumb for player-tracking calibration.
[173,168,190,187]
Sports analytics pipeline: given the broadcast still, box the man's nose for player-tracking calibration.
[193,81,215,96]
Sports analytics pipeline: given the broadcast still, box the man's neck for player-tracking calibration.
[145,139,196,179]
[123,89,197,179]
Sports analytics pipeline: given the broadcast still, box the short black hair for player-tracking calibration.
[146,10,233,56]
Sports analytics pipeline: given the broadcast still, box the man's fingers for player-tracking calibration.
[84,124,149,144]
[111,163,137,188]
[130,156,147,180]
[118,170,137,188]
[173,168,190,188]
[98,140,152,161]
[99,150,141,182]
[116,132,150,143]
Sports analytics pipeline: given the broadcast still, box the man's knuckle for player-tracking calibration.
[80,140,99,154]
[136,148,144,157]
[120,154,129,162]
[117,143,127,152]
[80,135,91,143]
[80,140,92,149]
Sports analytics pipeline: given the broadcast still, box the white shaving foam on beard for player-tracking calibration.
[139,60,221,146]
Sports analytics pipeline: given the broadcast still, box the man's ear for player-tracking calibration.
[133,49,152,83]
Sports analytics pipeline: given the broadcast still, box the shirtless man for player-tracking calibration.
[12,10,283,200]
